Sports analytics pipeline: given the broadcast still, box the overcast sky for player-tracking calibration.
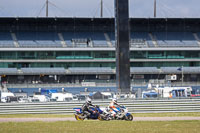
[0,0,199,18]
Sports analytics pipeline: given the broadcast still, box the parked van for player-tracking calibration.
[1,92,15,103]
[51,93,73,101]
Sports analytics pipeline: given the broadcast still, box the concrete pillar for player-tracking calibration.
[115,0,131,93]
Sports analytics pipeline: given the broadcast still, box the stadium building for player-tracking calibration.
[0,17,200,90]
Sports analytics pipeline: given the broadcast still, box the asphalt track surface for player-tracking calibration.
[1,117,200,122]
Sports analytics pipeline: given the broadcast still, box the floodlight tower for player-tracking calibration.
[115,0,130,94]
[154,0,156,18]
[100,0,103,18]
[46,0,49,17]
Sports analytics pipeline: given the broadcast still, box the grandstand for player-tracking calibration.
[0,17,200,87]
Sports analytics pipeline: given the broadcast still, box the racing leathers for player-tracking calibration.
[109,101,121,118]
[81,102,95,119]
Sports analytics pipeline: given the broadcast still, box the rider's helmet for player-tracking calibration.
[112,98,117,104]
[86,97,92,104]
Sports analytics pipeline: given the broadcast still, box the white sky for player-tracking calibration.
[0,0,199,18]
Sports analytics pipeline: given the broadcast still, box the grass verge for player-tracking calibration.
[0,120,200,133]
[133,112,200,117]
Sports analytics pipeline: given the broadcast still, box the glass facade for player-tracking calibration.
[0,51,199,60]
[0,62,116,68]
[131,51,200,59]
[131,62,190,67]
[0,51,115,60]
[0,50,199,68]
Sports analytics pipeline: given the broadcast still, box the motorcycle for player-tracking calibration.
[99,105,133,121]
[73,105,103,121]
[98,106,112,121]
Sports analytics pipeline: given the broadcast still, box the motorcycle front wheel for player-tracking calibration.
[74,114,84,121]
[126,114,133,121]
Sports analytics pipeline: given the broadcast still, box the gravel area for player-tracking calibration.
[0,117,200,122]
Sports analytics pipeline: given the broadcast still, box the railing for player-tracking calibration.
[6,81,200,89]
[0,99,200,115]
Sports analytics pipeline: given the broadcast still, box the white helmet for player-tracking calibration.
[86,97,92,104]
[112,98,117,104]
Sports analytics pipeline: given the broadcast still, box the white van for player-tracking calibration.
[51,93,73,101]
[1,92,15,103]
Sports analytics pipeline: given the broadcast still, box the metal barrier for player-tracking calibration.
[0,99,200,115]
[6,82,200,88]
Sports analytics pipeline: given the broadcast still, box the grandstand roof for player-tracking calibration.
[0,17,200,32]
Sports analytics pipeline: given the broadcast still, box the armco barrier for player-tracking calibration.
[0,99,200,114]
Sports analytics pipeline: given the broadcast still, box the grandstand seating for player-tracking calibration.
[62,32,108,47]
[153,32,199,47]
[0,41,14,47]
[16,32,62,47]
[131,32,150,39]
[63,32,92,47]
[196,33,200,39]
[130,32,153,48]
[92,32,108,47]
[75,32,92,38]
[71,38,89,47]
[92,40,108,47]
[146,41,155,47]
[61,32,73,47]
[0,30,199,48]
[106,32,115,47]
[0,32,15,47]
[130,39,147,48]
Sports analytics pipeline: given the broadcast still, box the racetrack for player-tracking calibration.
[1,117,200,122]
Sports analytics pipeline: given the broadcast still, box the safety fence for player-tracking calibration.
[6,82,200,88]
[0,99,200,114]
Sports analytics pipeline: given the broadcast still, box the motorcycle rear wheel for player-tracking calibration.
[98,115,103,121]
[98,115,110,121]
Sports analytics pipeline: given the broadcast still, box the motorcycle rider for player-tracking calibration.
[81,97,96,119]
[109,98,122,118]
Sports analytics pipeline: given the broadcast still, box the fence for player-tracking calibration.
[0,98,200,115]
[6,82,200,89]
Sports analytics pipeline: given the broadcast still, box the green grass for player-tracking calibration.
[133,112,200,117]
[0,114,74,118]
[1,112,200,118]
[0,120,200,133]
